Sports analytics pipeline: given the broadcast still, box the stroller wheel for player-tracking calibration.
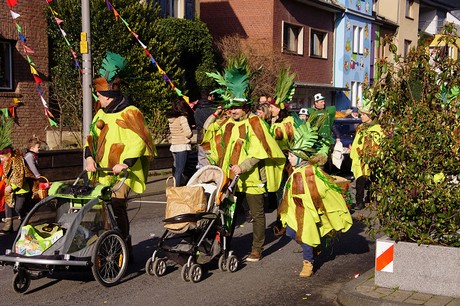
[181,264,190,282]
[189,264,203,283]
[227,255,239,273]
[92,230,128,287]
[145,258,155,276]
[152,258,167,277]
[12,269,31,293]
[218,254,227,271]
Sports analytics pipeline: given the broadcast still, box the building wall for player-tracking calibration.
[0,1,49,150]
[200,0,337,108]
[335,0,373,110]
[397,0,419,54]
[374,0,399,23]
[200,0,275,44]
[274,0,335,84]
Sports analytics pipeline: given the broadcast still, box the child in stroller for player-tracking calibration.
[145,165,239,283]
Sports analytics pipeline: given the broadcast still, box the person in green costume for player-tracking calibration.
[350,98,382,210]
[206,64,285,262]
[278,120,353,277]
[84,52,155,261]
[307,93,337,149]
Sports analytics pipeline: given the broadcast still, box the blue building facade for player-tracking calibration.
[334,0,373,110]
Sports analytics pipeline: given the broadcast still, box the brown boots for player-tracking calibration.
[299,260,314,278]
[0,218,13,235]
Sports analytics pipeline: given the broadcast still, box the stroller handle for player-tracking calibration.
[73,168,129,192]
[227,174,239,194]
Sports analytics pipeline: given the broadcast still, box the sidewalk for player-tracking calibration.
[337,268,460,306]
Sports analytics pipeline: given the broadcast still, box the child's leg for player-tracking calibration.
[285,225,315,277]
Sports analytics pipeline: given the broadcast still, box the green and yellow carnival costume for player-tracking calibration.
[86,104,155,193]
[278,117,352,247]
[204,63,285,195]
[350,121,382,179]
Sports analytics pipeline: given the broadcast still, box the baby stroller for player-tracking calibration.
[145,165,239,283]
[0,168,129,293]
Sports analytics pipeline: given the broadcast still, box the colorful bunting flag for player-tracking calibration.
[30,65,38,75]
[7,0,17,8]
[33,75,43,84]
[10,10,19,19]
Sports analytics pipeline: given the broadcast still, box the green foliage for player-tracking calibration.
[0,116,13,150]
[364,24,460,247]
[152,17,217,99]
[47,0,217,142]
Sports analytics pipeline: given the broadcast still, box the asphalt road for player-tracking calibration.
[0,175,376,305]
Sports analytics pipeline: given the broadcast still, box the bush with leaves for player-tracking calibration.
[364,24,460,247]
[47,0,216,143]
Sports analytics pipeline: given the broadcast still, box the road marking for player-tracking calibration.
[130,200,166,204]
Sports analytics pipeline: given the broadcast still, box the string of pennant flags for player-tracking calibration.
[44,0,81,71]
[2,0,194,124]
[5,0,58,126]
[105,0,193,106]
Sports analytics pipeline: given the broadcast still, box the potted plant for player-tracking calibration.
[363,23,460,297]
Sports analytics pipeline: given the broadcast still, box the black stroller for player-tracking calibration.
[145,165,239,283]
[0,168,129,293]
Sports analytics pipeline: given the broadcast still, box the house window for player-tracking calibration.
[404,40,411,59]
[405,0,414,19]
[310,29,327,58]
[351,81,363,107]
[166,0,184,18]
[282,21,304,55]
[0,40,13,91]
[353,26,364,54]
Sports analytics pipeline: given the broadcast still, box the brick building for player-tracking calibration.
[0,1,49,149]
[200,0,346,109]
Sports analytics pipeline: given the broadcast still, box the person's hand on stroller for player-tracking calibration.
[112,163,128,175]
[85,156,97,172]
[230,164,242,175]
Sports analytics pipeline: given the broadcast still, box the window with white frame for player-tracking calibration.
[351,81,363,107]
[310,29,327,58]
[404,39,411,59]
[352,26,364,54]
[282,21,304,55]
[0,40,13,91]
[405,0,414,19]
[167,0,184,18]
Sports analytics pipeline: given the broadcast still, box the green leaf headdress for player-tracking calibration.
[94,51,128,96]
[358,96,373,115]
[0,116,13,153]
[288,115,329,164]
[206,55,252,109]
[272,67,296,110]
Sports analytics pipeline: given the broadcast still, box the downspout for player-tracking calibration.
[333,11,346,108]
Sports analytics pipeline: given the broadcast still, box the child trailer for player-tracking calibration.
[0,168,129,293]
[145,165,239,283]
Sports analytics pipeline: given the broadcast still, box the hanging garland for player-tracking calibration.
[104,0,192,106]
[5,0,58,127]
[44,0,81,71]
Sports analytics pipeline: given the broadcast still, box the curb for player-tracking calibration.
[336,269,407,306]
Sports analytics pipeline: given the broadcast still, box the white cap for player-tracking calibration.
[314,93,325,102]
[299,108,309,115]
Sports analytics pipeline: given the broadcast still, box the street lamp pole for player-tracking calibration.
[81,0,92,169]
